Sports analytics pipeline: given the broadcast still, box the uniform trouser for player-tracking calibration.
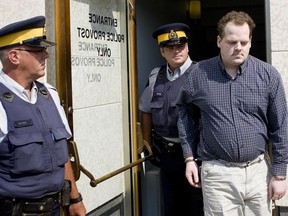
[201,156,272,216]
[159,149,204,216]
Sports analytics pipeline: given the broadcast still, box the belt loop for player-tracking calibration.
[12,201,23,216]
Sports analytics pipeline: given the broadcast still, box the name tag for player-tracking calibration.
[154,92,163,97]
[13,119,33,128]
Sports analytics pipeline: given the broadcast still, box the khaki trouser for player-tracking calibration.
[201,155,272,216]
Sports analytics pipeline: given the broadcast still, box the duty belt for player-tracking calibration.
[154,135,182,153]
[0,192,61,216]
[218,154,265,168]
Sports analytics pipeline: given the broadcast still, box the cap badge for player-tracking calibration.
[168,30,178,40]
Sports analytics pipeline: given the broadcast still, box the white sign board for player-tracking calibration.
[70,0,129,211]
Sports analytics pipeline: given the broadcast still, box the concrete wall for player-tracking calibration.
[270,0,288,207]
[0,0,48,82]
[270,0,288,99]
[0,0,45,29]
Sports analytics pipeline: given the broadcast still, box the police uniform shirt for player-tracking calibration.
[0,70,71,142]
[139,56,192,113]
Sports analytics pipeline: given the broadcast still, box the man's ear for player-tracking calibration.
[217,35,222,48]
[160,47,165,57]
[8,50,20,65]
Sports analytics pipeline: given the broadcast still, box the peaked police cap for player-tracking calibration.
[152,23,190,47]
[0,16,55,50]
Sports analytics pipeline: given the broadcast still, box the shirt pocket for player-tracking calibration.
[50,128,70,166]
[151,100,165,126]
[168,101,178,126]
[8,133,49,174]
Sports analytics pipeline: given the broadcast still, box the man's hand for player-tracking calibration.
[185,159,201,188]
[269,176,286,200]
[69,201,86,216]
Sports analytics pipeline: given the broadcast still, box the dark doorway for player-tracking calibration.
[186,0,266,62]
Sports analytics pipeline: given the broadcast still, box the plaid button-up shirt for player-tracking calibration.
[177,55,288,176]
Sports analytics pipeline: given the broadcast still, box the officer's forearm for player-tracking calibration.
[141,112,153,146]
[65,160,81,199]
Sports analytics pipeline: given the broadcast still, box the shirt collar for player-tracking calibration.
[0,70,38,102]
[167,57,192,80]
[217,55,249,77]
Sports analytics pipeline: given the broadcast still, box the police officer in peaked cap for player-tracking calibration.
[0,16,86,216]
[139,23,204,216]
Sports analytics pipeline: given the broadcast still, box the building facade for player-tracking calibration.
[0,0,287,215]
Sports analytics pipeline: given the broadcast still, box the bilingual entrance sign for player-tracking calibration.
[70,0,126,108]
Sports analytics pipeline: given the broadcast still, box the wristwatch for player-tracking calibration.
[70,193,83,204]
